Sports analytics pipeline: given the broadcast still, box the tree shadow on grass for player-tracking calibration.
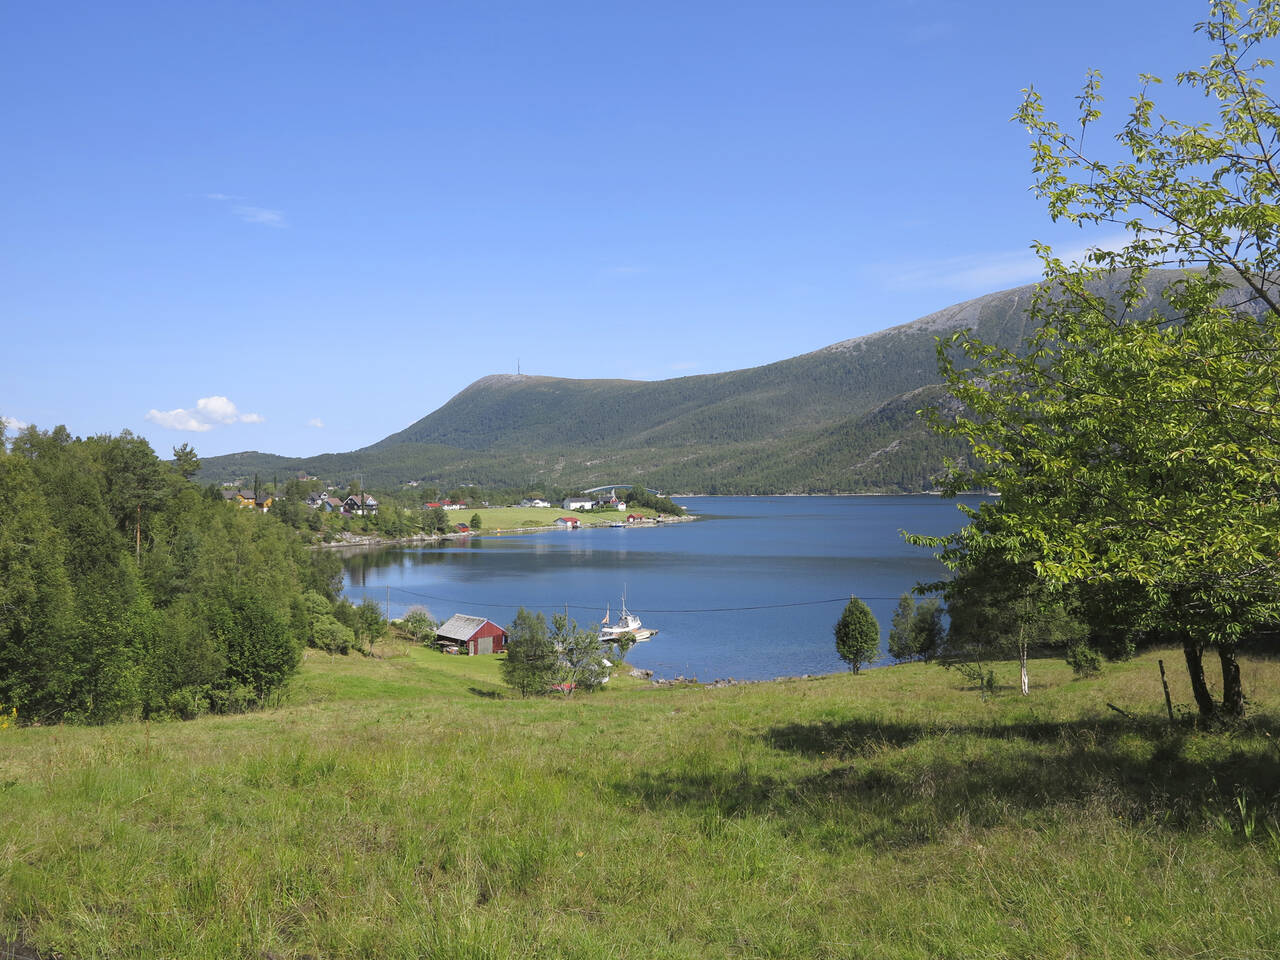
[613,713,1280,847]
[467,686,504,699]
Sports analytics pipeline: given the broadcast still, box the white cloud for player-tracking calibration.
[204,193,287,227]
[2,415,29,432]
[194,395,241,424]
[146,395,264,432]
[146,408,213,431]
[880,233,1134,295]
[307,418,325,428]
[233,205,286,228]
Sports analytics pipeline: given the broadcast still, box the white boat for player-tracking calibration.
[599,592,656,642]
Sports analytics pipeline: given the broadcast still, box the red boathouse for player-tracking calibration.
[437,614,508,656]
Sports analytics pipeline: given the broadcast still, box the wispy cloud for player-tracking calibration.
[879,233,1133,295]
[2,415,28,432]
[233,205,287,228]
[307,418,325,428]
[205,193,287,228]
[146,395,265,432]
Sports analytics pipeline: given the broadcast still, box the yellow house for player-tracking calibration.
[224,489,273,512]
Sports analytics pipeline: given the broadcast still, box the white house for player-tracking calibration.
[520,498,550,508]
[344,493,379,515]
[563,497,594,511]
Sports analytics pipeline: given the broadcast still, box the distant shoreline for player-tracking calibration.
[670,492,943,498]
[669,491,995,498]
[315,514,695,551]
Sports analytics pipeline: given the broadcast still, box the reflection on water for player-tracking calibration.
[344,540,484,587]
[342,496,979,681]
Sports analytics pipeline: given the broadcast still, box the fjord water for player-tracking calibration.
[343,495,981,681]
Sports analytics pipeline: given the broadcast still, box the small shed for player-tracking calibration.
[437,614,508,656]
[555,516,581,529]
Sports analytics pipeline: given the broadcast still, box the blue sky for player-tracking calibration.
[3,0,1217,458]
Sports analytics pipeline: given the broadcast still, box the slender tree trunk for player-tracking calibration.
[1183,636,1217,720]
[1018,626,1029,696]
[1218,643,1245,719]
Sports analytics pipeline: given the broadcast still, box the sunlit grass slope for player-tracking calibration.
[2,647,1278,959]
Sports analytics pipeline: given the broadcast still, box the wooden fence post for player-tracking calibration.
[1158,659,1175,724]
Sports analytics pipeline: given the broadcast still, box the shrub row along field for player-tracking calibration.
[1,647,1277,959]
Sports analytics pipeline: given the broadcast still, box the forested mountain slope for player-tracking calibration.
[197,271,1211,493]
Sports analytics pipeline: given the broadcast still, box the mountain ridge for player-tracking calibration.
[195,270,1210,494]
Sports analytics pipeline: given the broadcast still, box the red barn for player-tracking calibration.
[437,614,507,656]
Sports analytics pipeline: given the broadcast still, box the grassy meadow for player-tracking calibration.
[2,646,1278,959]
[465,505,654,533]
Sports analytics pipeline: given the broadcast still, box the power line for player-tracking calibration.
[361,583,918,615]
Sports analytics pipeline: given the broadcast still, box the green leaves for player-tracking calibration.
[923,3,1280,716]
[834,596,879,673]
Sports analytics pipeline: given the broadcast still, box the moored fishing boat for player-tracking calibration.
[600,590,657,642]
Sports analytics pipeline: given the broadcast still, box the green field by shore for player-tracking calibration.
[2,648,1277,959]
[466,505,659,532]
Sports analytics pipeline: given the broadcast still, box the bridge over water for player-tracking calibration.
[581,483,663,496]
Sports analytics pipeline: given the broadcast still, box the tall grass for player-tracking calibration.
[1,648,1277,958]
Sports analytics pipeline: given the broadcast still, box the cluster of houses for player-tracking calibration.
[224,484,650,530]
[222,487,382,516]
[519,492,633,512]
[304,492,381,516]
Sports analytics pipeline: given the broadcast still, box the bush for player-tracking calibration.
[164,685,211,720]
[402,607,437,645]
[1066,643,1103,678]
[315,618,354,655]
[955,662,997,699]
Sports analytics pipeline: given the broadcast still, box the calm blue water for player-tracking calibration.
[342,495,980,681]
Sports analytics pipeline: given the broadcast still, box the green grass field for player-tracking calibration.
[2,648,1277,959]
[466,505,657,532]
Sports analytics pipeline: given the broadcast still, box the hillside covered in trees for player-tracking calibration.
[196,272,1234,494]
